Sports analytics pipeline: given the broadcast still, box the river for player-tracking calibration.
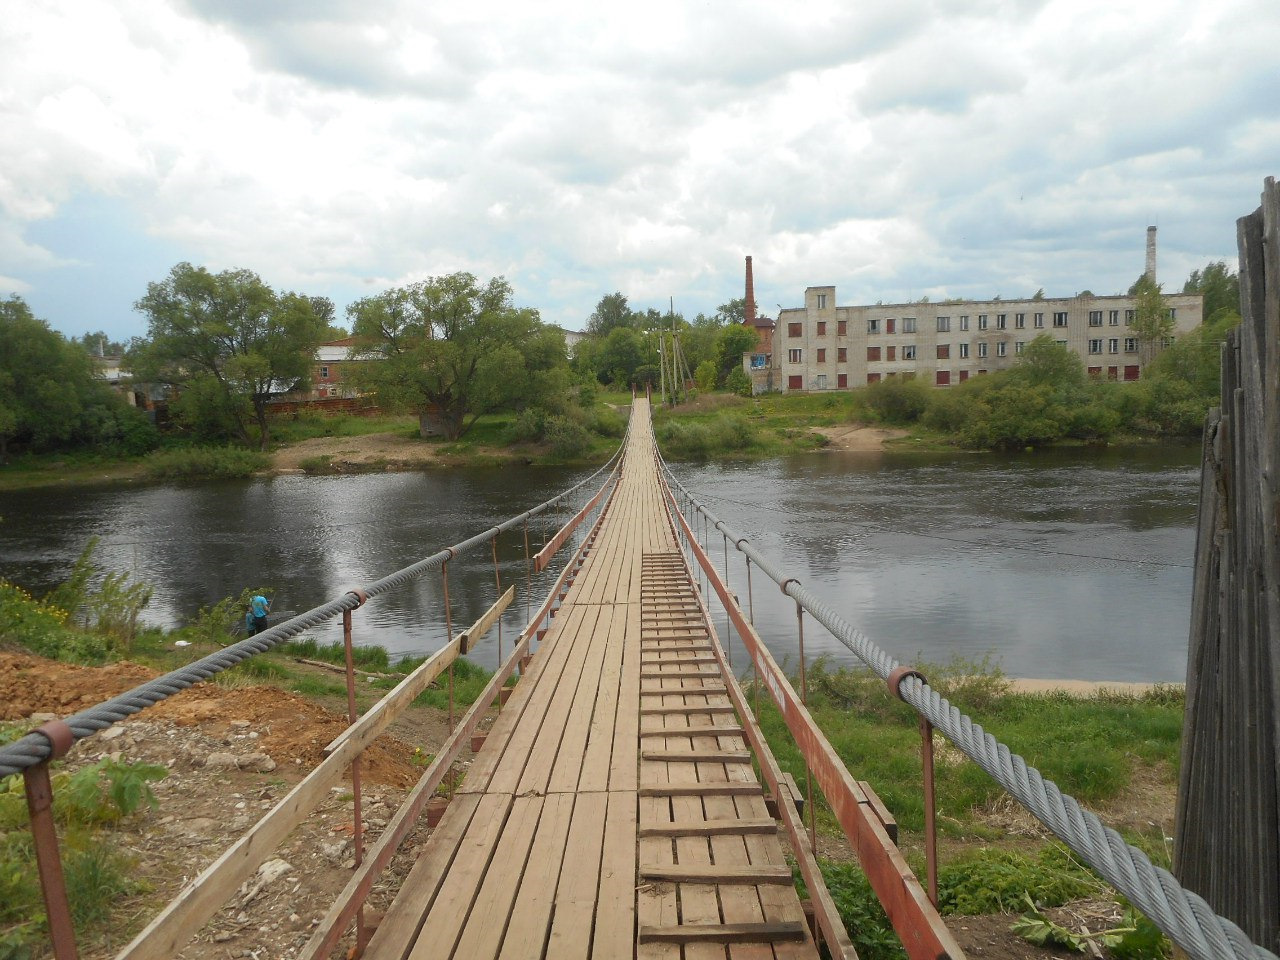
[0,444,1201,683]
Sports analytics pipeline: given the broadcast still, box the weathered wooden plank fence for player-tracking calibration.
[1175,175,1280,953]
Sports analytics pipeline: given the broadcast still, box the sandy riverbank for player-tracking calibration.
[1006,678,1181,695]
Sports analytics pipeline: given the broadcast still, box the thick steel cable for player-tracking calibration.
[0,439,625,782]
[663,464,1278,960]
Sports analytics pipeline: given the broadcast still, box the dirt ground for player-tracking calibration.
[812,424,911,451]
[270,433,444,472]
[3,651,1172,960]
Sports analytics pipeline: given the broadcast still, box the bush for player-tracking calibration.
[724,367,751,397]
[0,580,112,663]
[509,408,550,443]
[865,377,932,424]
[43,538,151,650]
[694,360,718,391]
[588,406,626,438]
[142,445,270,479]
[655,416,758,459]
[545,415,593,459]
[937,844,1102,914]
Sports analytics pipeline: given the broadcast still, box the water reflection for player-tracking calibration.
[0,444,1200,682]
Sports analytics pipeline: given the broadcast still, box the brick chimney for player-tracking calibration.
[744,256,756,324]
[1145,226,1157,283]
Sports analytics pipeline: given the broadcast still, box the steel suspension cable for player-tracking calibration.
[663,464,1278,960]
[0,438,626,782]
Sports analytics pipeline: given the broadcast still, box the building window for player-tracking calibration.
[319,365,330,379]
[977,341,988,358]
[817,348,826,363]
[1015,340,1025,355]
[903,345,917,360]
[866,373,881,384]
[959,342,970,359]
[837,347,848,362]
[1088,339,1103,354]
[937,316,950,332]
[1089,311,1103,326]
[886,318,897,334]
[1056,340,1068,348]
[996,313,1007,329]
[936,370,951,386]
[788,322,802,337]
[1124,365,1140,381]
[1109,338,1119,354]
[1015,313,1025,329]
[1167,307,1177,320]
[1034,312,1045,328]
[996,341,1007,357]
[1088,366,1102,377]
[1109,310,1119,325]
[1124,338,1138,353]
[867,319,880,334]
[788,348,803,363]
[816,293,827,309]
[902,317,917,333]
[1125,309,1135,325]
[1108,366,1119,380]
[959,315,970,331]
[959,370,970,382]
[937,344,950,359]
[978,314,988,330]
[788,375,803,390]
[814,374,828,389]
[1053,311,1068,327]
[750,354,767,369]
[867,346,881,361]
[837,373,848,388]
[886,345,896,361]
[837,319,847,336]
[817,321,827,336]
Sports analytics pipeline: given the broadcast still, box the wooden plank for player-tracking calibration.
[639,818,777,838]
[540,603,614,794]
[403,793,515,959]
[640,704,735,715]
[640,864,793,885]
[458,585,515,654]
[642,751,753,763]
[449,795,546,959]
[640,922,809,944]
[360,792,485,960]
[640,782,762,797]
[544,778,609,957]
[592,791,638,958]
[640,725,745,739]
[495,793,576,959]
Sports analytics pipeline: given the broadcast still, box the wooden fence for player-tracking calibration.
[1175,175,1280,952]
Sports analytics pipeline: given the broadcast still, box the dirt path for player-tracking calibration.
[813,423,910,451]
[270,432,443,471]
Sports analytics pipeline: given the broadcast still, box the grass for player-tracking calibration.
[753,658,1183,837]
[141,445,271,479]
[268,411,418,444]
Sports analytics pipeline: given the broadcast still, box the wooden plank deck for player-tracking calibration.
[364,398,818,959]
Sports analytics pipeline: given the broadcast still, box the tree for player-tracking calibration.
[1011,335,1086,390]
[1032,288,1046,300]
[1183,261,1240,323]
[694,360,718,392]
[716,324,759,384]
[1129,274,1174,367]
[347,273,565,440]
[597,326,645,387]
[715,297,750,325]
[585,293,635,337]
[0,297,146,461]
[131,263,328,450]
[76,331,128,356]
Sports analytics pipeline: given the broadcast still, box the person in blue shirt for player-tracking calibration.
[246,594,271,635]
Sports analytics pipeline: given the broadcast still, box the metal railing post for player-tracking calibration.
[341,593,369,955]
[26,720,78,960]
[889,666,938,907]
[442,556,455,730]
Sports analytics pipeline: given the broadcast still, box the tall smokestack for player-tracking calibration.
[1145,226,1157,283]
[744,256,756,323]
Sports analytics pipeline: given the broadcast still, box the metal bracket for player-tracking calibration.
[887,666,926,701]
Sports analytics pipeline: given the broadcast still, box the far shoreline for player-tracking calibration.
[1006,677,1182,696]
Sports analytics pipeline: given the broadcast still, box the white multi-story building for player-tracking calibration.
[748,289,1203,392]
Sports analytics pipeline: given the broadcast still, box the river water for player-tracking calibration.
[0,444,1201,682]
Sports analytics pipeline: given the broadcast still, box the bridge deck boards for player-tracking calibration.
[365,399,817,959]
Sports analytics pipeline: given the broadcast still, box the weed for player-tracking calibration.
[937,844,1103,914]
[142,445,270,479]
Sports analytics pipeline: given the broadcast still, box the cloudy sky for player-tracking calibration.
[3,0,1277,343]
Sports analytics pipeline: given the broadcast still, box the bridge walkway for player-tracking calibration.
[364,398,817,959]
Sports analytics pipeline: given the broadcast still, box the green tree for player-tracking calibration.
[1183,261,1240,323]
[0,297,144,461]
[715,297,750,325]
[1010,335,1086,390]
[1129,275,1174,367]
[585,293,635,337]
[597,326,645,387]
[694,360,718,391]
[131,263,328,450]
[716,324,759,384]
[76,331,128,356]
[347,273,565,439]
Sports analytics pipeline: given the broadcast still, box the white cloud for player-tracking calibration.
[1,0,1277,337]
